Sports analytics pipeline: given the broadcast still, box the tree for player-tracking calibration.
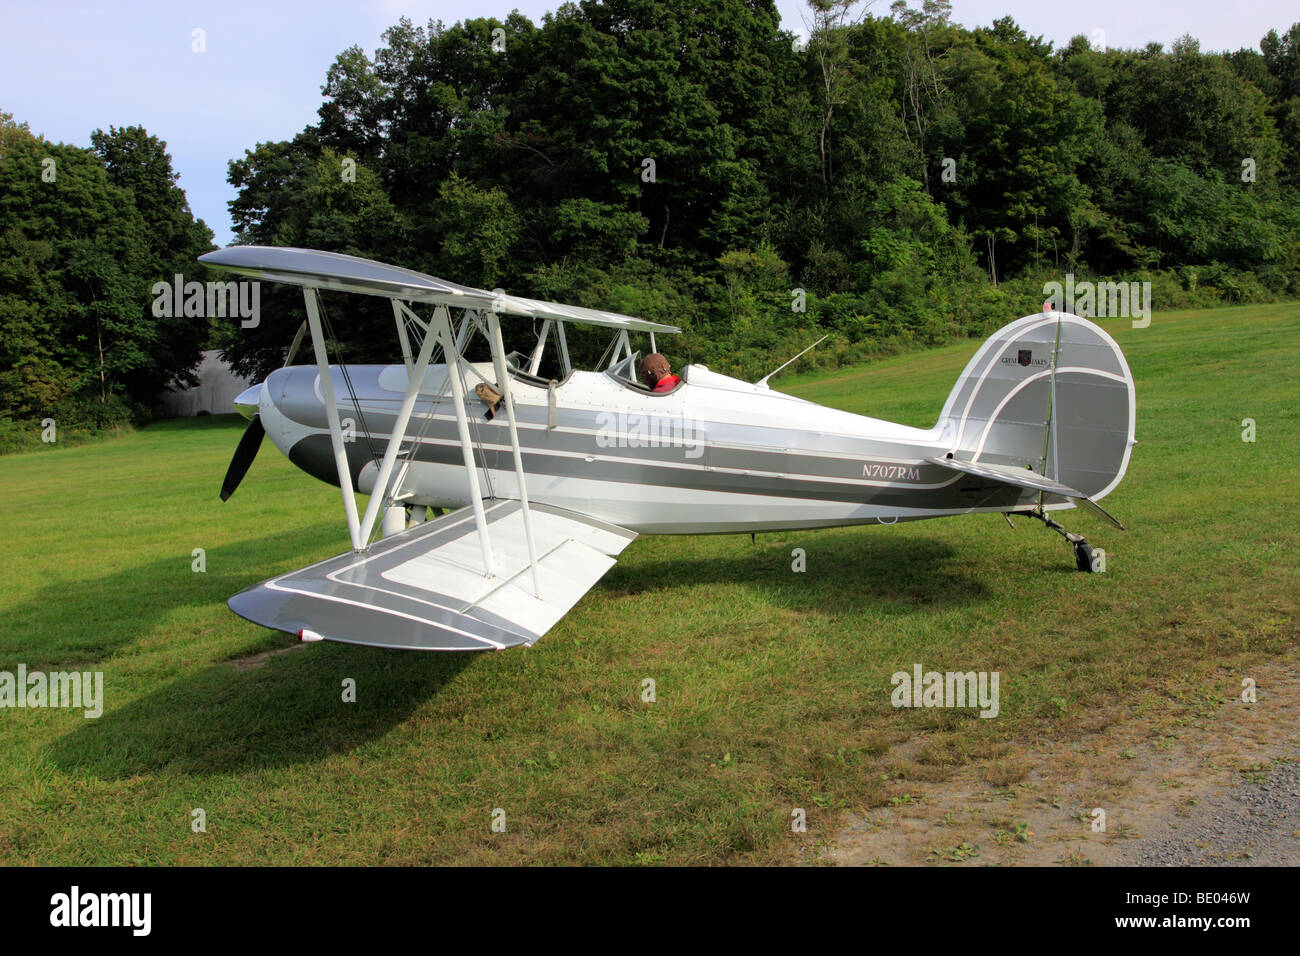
[217,1,1300,372]
[1261,23,1300,98]
[222,141,407,380]
[432,173,520,287]
[807,0,875,188]
[90,126,215,397]
[890,1,955,191]
[0,118,155,415]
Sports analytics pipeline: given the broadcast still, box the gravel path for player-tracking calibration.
[1121,759,1300,866]
[831,652,1300,866]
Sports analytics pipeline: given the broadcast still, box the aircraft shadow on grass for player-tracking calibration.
[604,531,989,611]
[42,531,985,779]
[19,526,468,778]
[46,639,474,779]
[0,525,347,668]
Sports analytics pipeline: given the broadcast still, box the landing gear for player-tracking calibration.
[1073,540,1097,573]
[1022,509,1103,573]
[381,504,407,538]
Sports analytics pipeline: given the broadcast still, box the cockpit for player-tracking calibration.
[605,351,686,395]
[406,303,685,398]
[480,314,686,395]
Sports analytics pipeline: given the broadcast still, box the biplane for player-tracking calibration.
[202,246,1136,652]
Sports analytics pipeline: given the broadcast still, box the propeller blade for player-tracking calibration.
[220,415,265,502]
[221,322,304,503]
[284,320,308,366]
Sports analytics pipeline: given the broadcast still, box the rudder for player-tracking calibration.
[937,312,1136,501]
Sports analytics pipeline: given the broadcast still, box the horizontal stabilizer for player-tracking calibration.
[228,500,636,651]
[925,457,1124,530]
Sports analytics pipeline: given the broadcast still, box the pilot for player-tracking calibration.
[638,353,681,393]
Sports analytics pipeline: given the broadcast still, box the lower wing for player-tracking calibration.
[228,500,636,651]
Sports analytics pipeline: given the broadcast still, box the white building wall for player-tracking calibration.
[154,350,254,417]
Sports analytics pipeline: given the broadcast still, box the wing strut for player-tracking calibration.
[304,287,365,551]
[556,321,572,375]
[302,292,499,575]
[354,302,442,549]
[487,310,542,598]
[393,300,415,373]
[528,320,551,375]
[429,305,496,577]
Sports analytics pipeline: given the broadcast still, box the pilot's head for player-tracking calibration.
[638,353,671,389]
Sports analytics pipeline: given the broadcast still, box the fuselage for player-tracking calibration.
[247,362,1041,534]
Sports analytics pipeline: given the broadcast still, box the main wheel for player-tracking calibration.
[1074,541,1096,573]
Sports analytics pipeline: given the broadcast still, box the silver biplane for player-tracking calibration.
[204,246,1136,652]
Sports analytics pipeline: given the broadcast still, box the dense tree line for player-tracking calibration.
[218,1,1300,382]
[2,0,1297,440]
[0,113,213,431]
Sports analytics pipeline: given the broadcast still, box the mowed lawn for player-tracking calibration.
[0,303,1296,865]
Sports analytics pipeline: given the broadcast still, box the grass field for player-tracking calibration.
[0,302,1296,865]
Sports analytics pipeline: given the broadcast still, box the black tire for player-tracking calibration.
[1074,541,1095,573]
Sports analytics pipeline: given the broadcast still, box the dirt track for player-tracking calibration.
[832,650,1300,866]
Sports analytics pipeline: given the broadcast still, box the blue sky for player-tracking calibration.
[3,0,1294,246]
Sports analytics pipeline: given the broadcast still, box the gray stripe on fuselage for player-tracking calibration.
[288,430,1039,512]
[270,367,963,488]
[271,365,1047,513]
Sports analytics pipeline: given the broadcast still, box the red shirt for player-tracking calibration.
[652,374,681,393]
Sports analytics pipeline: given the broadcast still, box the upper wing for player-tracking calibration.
[924,456,1125,529]
[199,245,679,334]
[228,500,636,651]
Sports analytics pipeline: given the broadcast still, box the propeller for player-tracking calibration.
[220,414,266,501]
[219,320,308,501]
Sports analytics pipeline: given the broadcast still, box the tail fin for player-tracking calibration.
[937,312,1136,501]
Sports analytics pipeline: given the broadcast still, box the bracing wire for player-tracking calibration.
[318,294,382,470]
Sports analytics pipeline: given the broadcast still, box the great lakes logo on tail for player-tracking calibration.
[1002,347,1047,369]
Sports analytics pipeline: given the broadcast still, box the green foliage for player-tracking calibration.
[0,114,213,419]
[90,125,217,397]
[211,3,1296,380]
[5,7,1300,413]
[432,173,520,287]
[0,391,143,455]
[1139,159,1294,268]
